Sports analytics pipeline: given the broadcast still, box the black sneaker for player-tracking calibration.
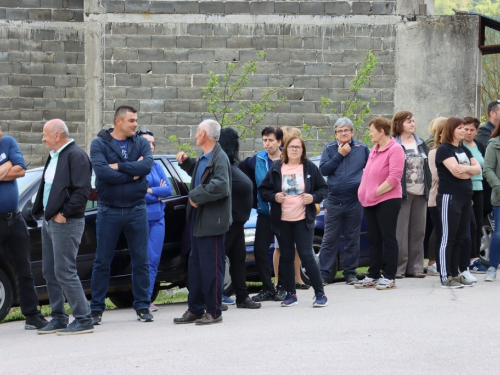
[57,320,94,336]
[37,319,67,335]
[25,315,49,330]
[251,289,275,302]
[136,308,154,322]
[221,304,228,311]
[236,297,262,309]
[345,274,358,285]
[274,288,287,301]
[91,310,102,325]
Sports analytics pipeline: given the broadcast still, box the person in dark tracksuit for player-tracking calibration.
[318,117,369,285]
[218,127,261,309]
[173,120,232,325]
[435,117,481,289]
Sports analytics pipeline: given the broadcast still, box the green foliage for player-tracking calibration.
[202,51,284,138]
[302,50,378,149]
[168,135,196,158]
[435,0,500,117]
[169,51,284,154]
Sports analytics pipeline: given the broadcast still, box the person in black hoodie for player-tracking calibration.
[33,119,93,335]
[259,136,328,307]
[89,106,154,324]
[218,127,261,309]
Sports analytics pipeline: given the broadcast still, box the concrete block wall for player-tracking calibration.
[0,0,84,22]
[0,26,85,166]
[100,3,398,157]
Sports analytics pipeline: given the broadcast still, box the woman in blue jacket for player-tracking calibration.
[138,130,172,311]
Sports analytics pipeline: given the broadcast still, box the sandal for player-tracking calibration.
[406,273,426,278]
[295,282,311,290]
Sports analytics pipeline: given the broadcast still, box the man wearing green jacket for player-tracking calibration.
[174,120,232,325]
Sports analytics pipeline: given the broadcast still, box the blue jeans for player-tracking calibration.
[42,218,91,324]
[318,200,363,281]
[147,217,165,299]
[489,205,500,269]
[90,204,150,312]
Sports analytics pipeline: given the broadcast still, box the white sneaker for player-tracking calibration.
[459,269,476,287]
[426,263,439,276]
[485,267,496,282]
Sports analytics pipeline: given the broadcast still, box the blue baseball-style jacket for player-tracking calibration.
[319,139,369,205]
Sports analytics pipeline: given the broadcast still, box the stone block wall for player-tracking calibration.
[99,3,398,157]
[0,0,84,22]
[0,25,85,166]
[0,0,480,165]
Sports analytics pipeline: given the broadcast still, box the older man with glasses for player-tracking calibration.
[318,118,369,285]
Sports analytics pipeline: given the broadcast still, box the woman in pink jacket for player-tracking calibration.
[355,117,405,290]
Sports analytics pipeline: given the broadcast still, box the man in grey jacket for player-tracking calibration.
[174,120,232,325]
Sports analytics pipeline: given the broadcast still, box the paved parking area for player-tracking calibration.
[1,275,499,374]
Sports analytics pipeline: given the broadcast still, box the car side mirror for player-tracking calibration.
[21,200,38,228]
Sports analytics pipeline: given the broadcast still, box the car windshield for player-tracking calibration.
[17,169,42,196]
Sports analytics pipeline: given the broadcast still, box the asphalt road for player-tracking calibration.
[1,275,499,375]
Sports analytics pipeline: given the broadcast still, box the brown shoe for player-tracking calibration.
[395,274,405,279]
[173,310,203,324]
[195,313,223,325]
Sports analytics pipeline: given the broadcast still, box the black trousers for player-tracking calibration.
[437,193,472,282]
[429,206,442,269]
[471,190,483,259]
[278,219,324,296]
[254,215,275,292]
[0,213,42,317]
[364,198,402,281]
[224,222,249,303]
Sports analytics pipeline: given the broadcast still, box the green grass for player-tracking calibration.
[1,268,370,324]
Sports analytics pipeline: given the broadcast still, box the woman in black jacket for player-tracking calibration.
[259,136,328,307]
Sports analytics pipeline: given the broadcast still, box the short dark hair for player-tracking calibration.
[114,106,137,122]
[369,117,391,136]
[487,100,500,116]
[391,110,413,137]
[261,127,283,143]
[219,127,239,164]
[463,116,480,129]
[281,136,307,164]
[441,117,465,145]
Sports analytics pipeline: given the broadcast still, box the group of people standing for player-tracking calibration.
[2,100,500,332]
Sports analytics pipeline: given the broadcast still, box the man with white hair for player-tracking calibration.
[318,118,369,285]
[174,120,232,325]
[33,119,94,335]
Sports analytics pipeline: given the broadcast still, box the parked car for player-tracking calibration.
[0,155,191,321]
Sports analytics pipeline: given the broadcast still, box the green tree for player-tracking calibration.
[302,50,378,150]
[169,52,284,156]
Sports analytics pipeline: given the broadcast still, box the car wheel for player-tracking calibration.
[479,222,493,267]
[224,256,233,296]
[0,268,14,322]
[300,235,338,285]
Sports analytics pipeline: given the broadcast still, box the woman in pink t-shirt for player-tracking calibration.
[355,117,405,290]
[259,136,328,307]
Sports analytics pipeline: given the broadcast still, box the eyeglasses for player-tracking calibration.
[288,145,302,151]
[137,129,154,136]
[335,129,352,134]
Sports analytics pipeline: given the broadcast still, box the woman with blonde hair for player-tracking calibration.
[426,117,447,276]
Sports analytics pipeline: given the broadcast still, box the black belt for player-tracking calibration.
[0,211,19,220]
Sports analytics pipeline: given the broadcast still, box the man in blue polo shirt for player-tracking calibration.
[0,124,48,330]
